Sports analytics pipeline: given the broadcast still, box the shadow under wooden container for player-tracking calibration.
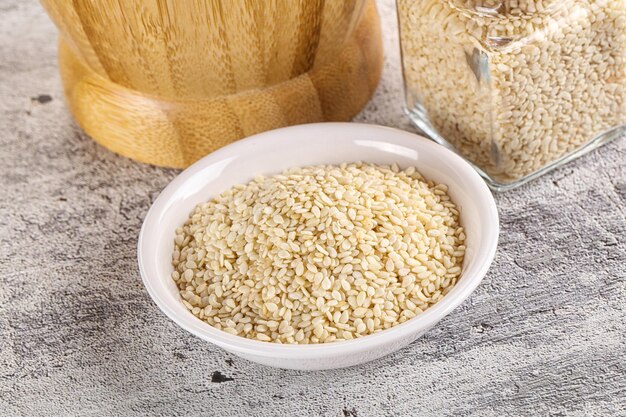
[42,0,383,168]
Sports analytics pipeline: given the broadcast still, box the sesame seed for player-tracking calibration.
[172,163,464,344]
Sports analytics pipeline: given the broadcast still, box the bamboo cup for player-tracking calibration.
[41,0,383,168]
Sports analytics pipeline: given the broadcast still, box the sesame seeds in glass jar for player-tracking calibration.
[398,0,626,190]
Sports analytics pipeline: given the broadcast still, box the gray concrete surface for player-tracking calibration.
[1,1,625,416]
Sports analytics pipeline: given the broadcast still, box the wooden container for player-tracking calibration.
[40,0,383,168]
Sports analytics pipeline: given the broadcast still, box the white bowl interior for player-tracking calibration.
[139,123,498,362]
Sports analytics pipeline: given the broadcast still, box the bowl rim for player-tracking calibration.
[138,122,499,359]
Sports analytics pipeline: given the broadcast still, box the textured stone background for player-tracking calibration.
[1,1,625,416]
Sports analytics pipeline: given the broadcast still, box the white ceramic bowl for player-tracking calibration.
[138,123,498,370]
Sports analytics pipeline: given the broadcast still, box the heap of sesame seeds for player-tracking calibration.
[171,162,465,344]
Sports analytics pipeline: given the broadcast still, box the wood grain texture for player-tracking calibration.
[41,0,383,168]
[1,1,625,416]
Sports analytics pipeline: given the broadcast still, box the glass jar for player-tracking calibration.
[397,0,626,190]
